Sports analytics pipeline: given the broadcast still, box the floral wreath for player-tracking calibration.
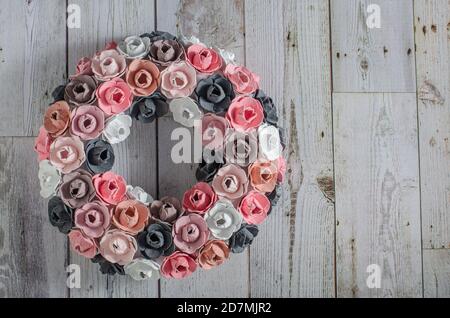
[35,31,286,280]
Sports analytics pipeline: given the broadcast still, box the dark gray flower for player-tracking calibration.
[48,196,74,234]
[138,222,175,260]
[141,31,177,42]
[51,84,66,103]
[196,159,224,183]
[130,92,169,123]
[195,74,235,114]
[267,184,282,212]
[253,90,279,126]
[91,254,125,276]
[64,75,97,106]
[85,139,115,174]
[228,224,259,253]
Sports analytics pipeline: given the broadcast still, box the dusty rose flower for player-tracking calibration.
[173,214,209,254]
[34,126,53,161]
[49,136,86,174]
[212,164,249,200]
[186,43,222,73]
[160,61,197,99]
[112,200,150,235]
[198,240,230,269]
[150,196,183,224]
[44,101,71,137]
[182,182,217,214]
[68,229,97,259]
[59,169,95,209]
[74,201,111,238]
[226,96,264,132]
[72,57,93,77]
[96,78,133,115]
[149,39,185,67]
[70,105,105,140]
[64,75,97,106]
[224,64,260,95]
[91,49,127,81]
[99,229,137,265]
[248,160,278,193]
[224,129,258,167]
[92,172,127,205]
[238,190,270,225]
[160,251,197,279]
[125,59,160,97]
[202,114,228,149]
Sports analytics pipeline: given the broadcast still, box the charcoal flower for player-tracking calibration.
[195,74,235,114]
[138,222,175,260]
[228,224,259,253]
[195,160,223,183]
[85,139,115,174]
[91,254,125,276]
[130,92,169,123]
[48,196,74,234]
[253,90,278,126]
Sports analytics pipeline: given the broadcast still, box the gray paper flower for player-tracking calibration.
[195,74,235,114]
[228,224,259,253]
[170,97,203,127]
[51,84,66,103]
[149,38,185,67]
[117,35,151,59]
[196,159,224,183]
[59,169,95,209]
[64,75,97,106]
[137,222,175,260]
[48,196,74,234]
[253,90,279,126]
[85,139,115,174]
[130,92,169,123]
[91,254,125,276]
[141,31,177,42]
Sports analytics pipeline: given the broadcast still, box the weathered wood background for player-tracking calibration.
[0,0,449,298]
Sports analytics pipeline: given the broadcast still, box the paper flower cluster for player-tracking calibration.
[36,31,285,280]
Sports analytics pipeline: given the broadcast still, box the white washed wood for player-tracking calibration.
[334,93,422,297]
[0,138,67,297]
[0,0,66,136]
[245,0,335,297]
[414,0,450,249]
[331,0,416,93]
[423,249,450,297]
[157,0,249,298]
[67,0,158,298]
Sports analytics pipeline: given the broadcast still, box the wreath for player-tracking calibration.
[35,31,286,280]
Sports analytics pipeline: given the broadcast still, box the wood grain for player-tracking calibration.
[331,0,416,93]
[423,249,450,297]
[0,0,66,136]
[0,137,67,297]
[334,93,422,297]
[67,0,158,298]
[245,0,335,297]
[414,0,450,249]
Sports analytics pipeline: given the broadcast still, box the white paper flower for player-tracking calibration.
[218,48,236,64]
[169,97,203,127]
[258,123,282,161]
[204,200,243,240]
[103,114,132,144]
[117,35,151,59]
[124,258,160,281]
[126,185,154,206]
[38,160,61,198]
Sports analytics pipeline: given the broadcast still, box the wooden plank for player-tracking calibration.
[0,137,67,297]
[245,0,335,297]
[414,0,450,249]
[423,249,450,297]
[157,0,249,298]
[0,0,66,136]
[67,0,158,298]
[334,93,422,297]
[331,0,416,93]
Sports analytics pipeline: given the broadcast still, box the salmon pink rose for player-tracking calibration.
[160,61,197,99]
[70,105,105,140]
[92,172,127,205]
[173,214,209,254]
[182,182,217,214]
[187,43,222,74]
[248,160,278,193]
[34,126,53,161]
[68,229,97,259]
[160,251,197,279]
[198,240,230,269]
[125,59,160,96]
[226,96,264,132]
[44,101,71,137]
[112,200,149,235]
[49,136,86,174]
[238,191,271,225]
[74,201,111,238]
[96,78,133,115]
[99,229,137,265]
[91,49,127,81]
[224,64,260,95]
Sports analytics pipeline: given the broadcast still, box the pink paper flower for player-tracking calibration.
[224,64,260,95]
[44,101,71,138]
[74,201,111,238]
[72,57,93,77]
[198,240,230,269]
[160,61,197,99]
[92,172,127,205]
[161,251,197,279]
[238,191,271,225]
[34,126,53,161]
[91,49,126,81]
[186,43,222,74]
[70,105,105,140]
[68,229,97,259]
[202,113,228,149]
[96,78,133,115]
[248,160,278,193]
[226,96,264,132]
[182,182,217,214]
[125,59,160,97]
[112,200,149,235]
[212,164,249,200]
[99,229,137,265]
[49,136,86,174]
[173,214,209,254]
